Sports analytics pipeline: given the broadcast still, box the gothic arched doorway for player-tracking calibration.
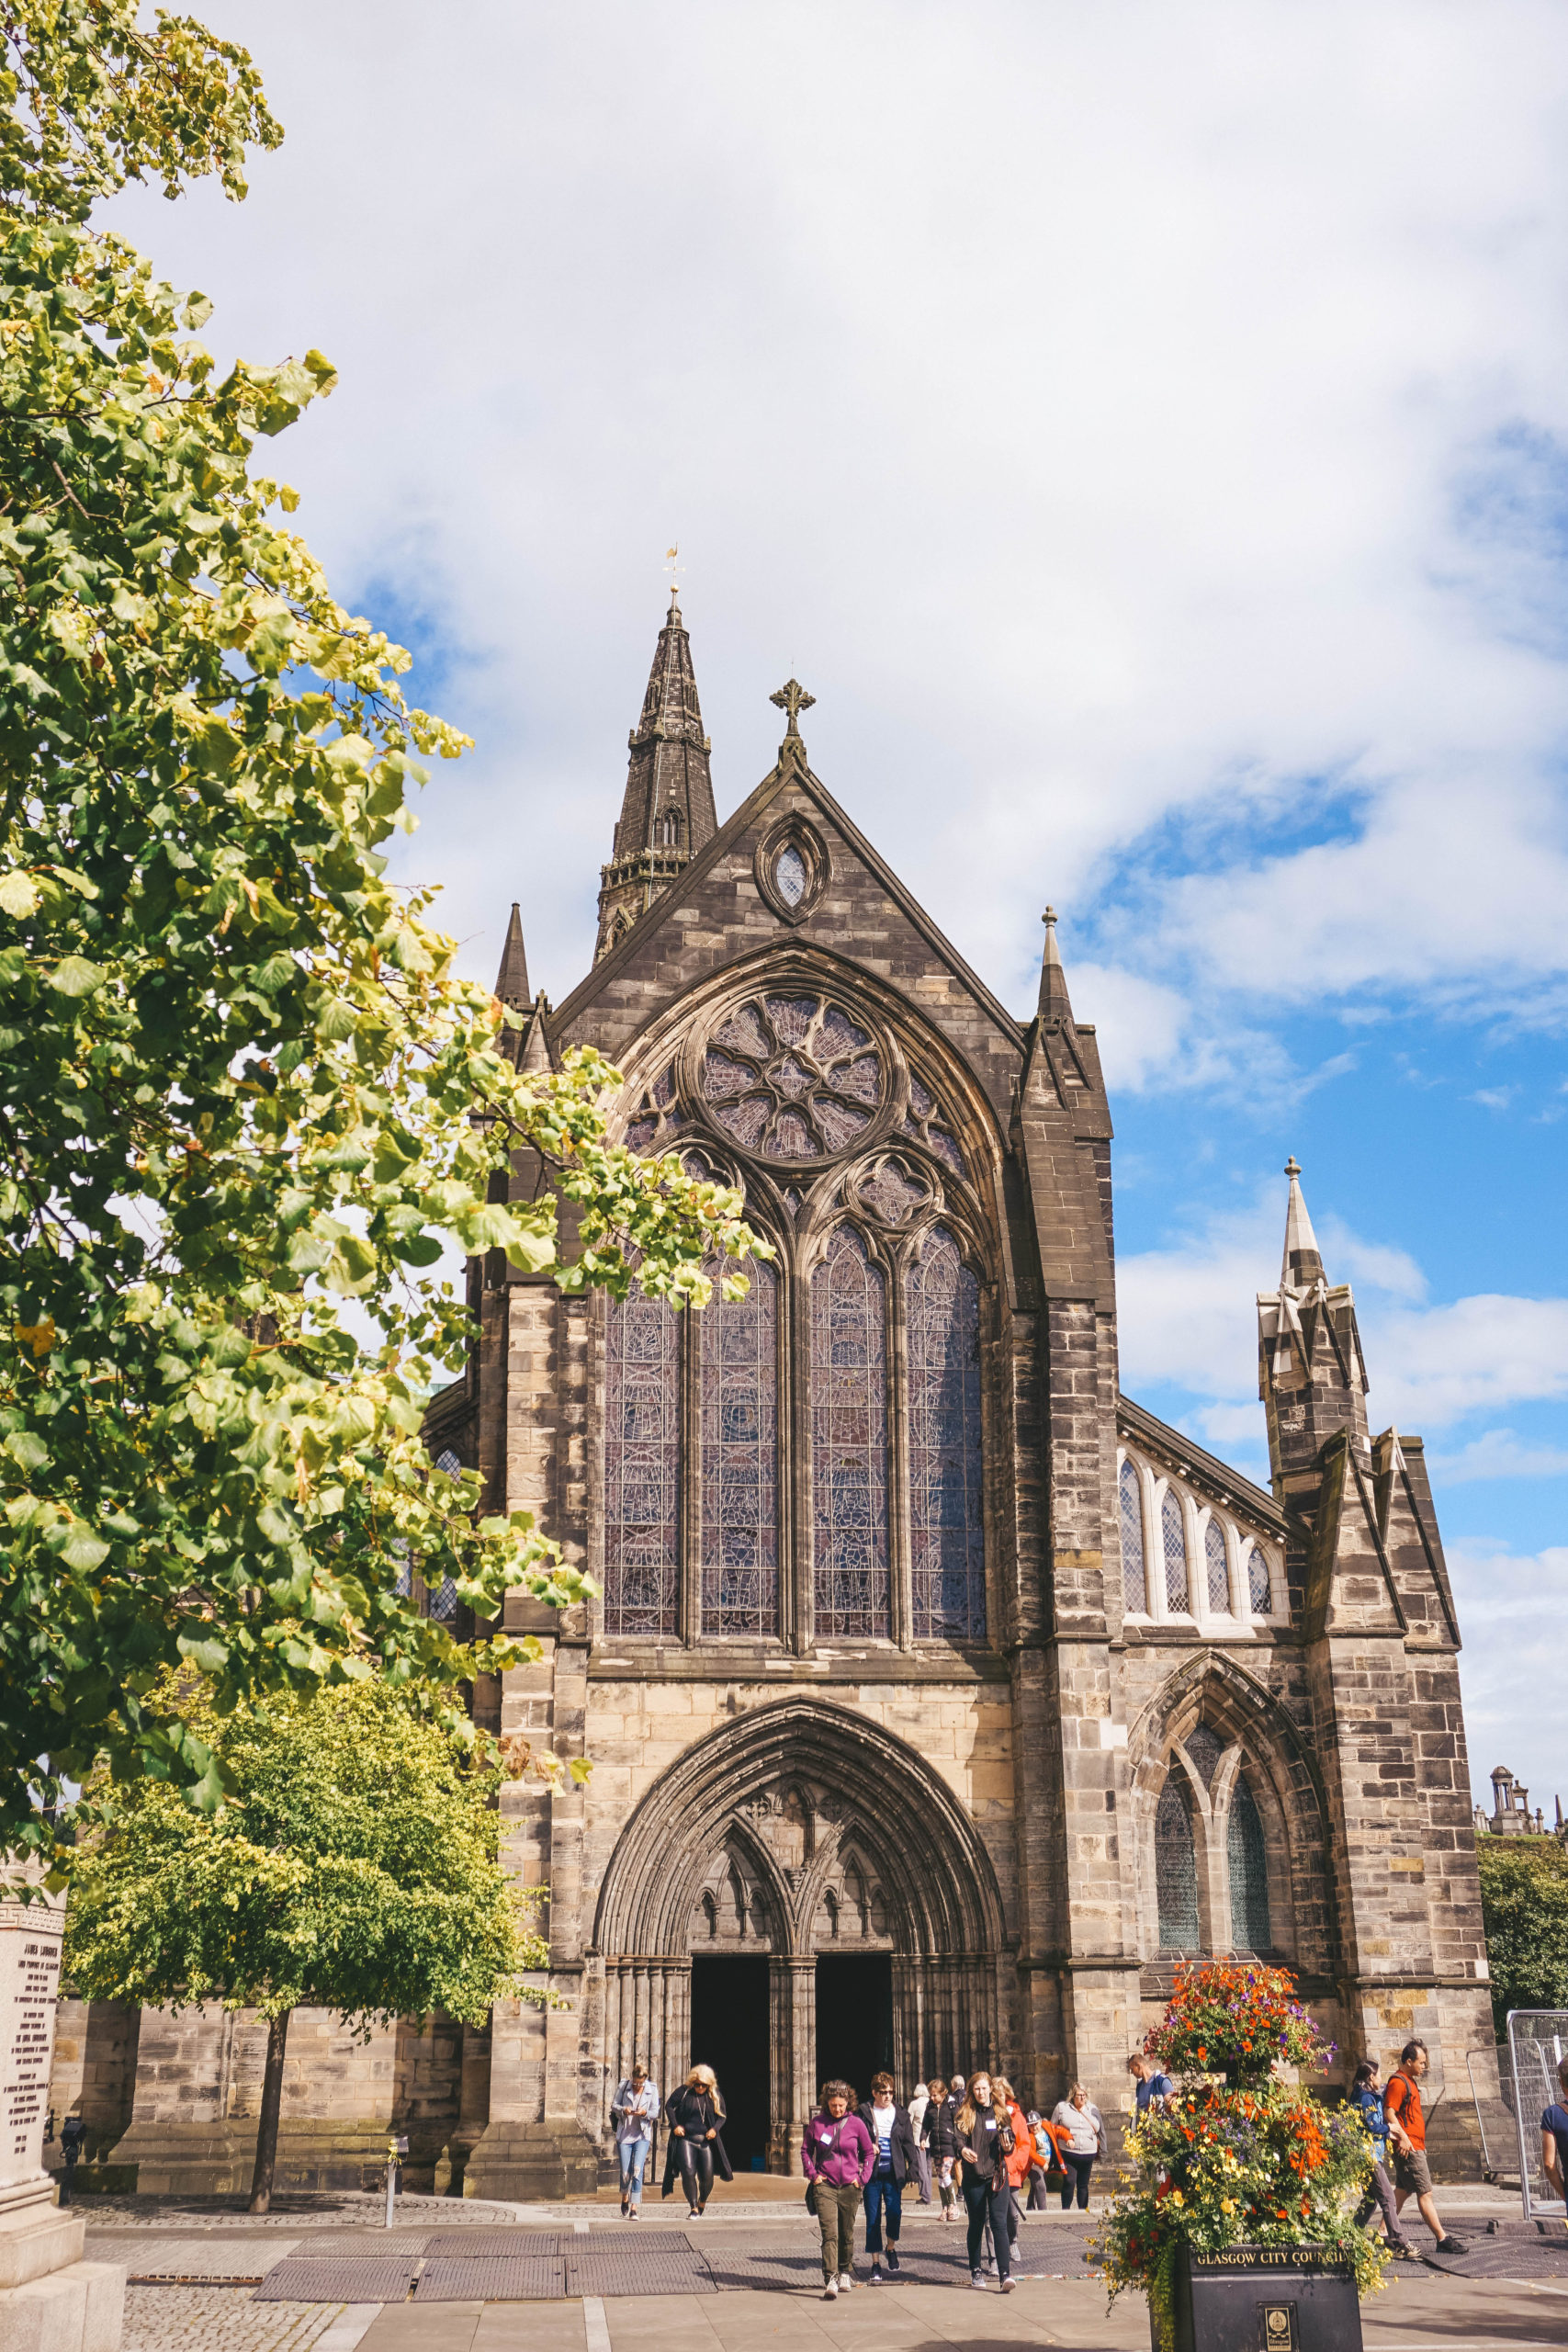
[591,1698,1006,2170]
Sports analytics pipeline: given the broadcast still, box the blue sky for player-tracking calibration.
[108,0,1568,1812]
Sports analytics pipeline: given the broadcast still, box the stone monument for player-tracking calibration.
[0,1877,121,2352]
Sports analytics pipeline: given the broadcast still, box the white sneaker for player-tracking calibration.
[822,2280,839,2301]
[838,2272,854,2291]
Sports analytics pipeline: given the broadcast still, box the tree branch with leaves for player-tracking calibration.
[0,1,765,1859]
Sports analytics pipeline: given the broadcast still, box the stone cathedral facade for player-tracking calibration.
[57,598,1495,2199]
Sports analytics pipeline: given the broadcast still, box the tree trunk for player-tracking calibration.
[249,2008,291,2214]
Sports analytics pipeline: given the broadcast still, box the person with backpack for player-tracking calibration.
[955,2069,1017,2290]
[1348,2058,1416,2258]
[857,2072,920,2283]
[801,2078,875,2300]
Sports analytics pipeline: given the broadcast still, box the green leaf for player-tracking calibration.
[50,1523,111,1573]
[48,956,107,998]
[0,872,40,919]
[4,1431,51,1474]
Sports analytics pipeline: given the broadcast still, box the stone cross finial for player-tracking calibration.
[1043,906,1056,927]
[770,678,816,737]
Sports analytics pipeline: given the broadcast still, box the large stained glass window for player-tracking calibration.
[700,1260,779,1637]
[1156,1776,1200,1951]
[907,1227,986,1640]
[1228,1774,1272,1953]
[1119,1459,1147,1612]
[604,1291,681,1636]
[810,1227,889,1638]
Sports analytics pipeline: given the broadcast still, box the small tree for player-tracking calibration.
[63,1679,542,2211]
[1478,1836,1568,2033]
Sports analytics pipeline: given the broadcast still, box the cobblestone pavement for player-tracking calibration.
[122,2288,347,2352]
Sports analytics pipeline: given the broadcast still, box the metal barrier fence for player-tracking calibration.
[1506,2009,1568,2220]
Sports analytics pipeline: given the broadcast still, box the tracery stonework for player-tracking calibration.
[78,596,1499,2200]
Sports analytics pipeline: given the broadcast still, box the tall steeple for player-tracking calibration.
[1037,905,1073,1021]
[594,593,716,961]
[494,902,531,1014]
[1258,1157,1370,1494]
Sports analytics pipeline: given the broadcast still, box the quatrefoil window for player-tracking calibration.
[702,995,885,1160]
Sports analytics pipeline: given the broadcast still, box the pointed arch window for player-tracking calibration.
[1120,1459,1147,1612]
[1156,1776,1200,1952]
[655,808,682,847]
[1247,1544,1272,1614]
[700,1260,779,1637]
[810,1227,889,1639]
[907,1227,986,1640]
[604,1291,681,1635]
[1228,1775,1272,1953]
[1161,1489,1190,1612]
[1204,1518,1230,1612]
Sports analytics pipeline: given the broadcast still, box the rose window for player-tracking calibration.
[702,995,884,1159]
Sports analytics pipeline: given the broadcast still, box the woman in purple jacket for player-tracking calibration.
[801,2079,875,2300]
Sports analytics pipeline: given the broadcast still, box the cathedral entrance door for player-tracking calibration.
[816,1953,893,2103]
[690,1954,771,2174]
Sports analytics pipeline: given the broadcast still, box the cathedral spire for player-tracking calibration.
[1281,1155,1325,1287]
[1037,905,1074,1022]
[494,901,531,1013]
[594,593,716,960]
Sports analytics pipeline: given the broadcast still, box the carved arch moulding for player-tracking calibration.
[591,1696,1009,1962]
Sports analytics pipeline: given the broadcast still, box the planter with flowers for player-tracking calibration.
[1095,1963,1386,2352]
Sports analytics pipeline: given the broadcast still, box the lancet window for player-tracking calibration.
[811,1228,890,1639]
[1228,1775,1273,1954]
[604,1291,682,1636]
[908,1227,985,1639]
[1155,1777,1200,1951]
[700,1261,780,1637]
[1204,1517,1230,1612]
[1119,1458,1147,1612]
[1161,1489,1190,1612]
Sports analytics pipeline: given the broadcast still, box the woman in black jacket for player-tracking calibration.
[956,2070,1016,2291]
[856,2072,921,2282]
[926,2075,958,2220]
[660,2065,733,2215]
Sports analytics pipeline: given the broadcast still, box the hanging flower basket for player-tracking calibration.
[1094,1963,1386,2352]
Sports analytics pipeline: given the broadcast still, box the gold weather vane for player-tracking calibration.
[664,545,684,601]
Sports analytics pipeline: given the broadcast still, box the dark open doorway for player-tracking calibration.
[690,1955,771,2173]
[815,1952,894,2107]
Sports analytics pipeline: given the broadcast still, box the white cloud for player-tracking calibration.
[97,0,1568,1028]
[1426,1429,1568,1484]
[1117,1189,1568,1434]
[1448,1542,1568,1807]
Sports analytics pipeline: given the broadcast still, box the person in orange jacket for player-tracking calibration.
[993,2077,1034,2278]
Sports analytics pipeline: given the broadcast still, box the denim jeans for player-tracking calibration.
[863,2172,903,2252]
[618,2134,650,2207]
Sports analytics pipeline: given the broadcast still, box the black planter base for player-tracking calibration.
[1155,2245,1363,2352]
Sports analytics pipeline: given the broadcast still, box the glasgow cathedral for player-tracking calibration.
[56,597,1495,2197]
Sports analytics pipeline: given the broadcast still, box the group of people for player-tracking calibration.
[611,2031,1502,2290]
[802,2068,1108,2296]
[608,2059,1107,2294]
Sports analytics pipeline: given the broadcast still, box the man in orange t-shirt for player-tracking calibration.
[1384,2041,1467,2257]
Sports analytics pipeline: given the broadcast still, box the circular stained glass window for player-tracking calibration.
[702,995,884,1159]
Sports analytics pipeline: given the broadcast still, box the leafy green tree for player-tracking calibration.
[0,4,761,1859]
[64,1678,542,2211]
[1477,1836,1568,2034]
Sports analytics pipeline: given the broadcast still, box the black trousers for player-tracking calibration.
[1060,2151,1095,2209]
[963,2175,1012,2280]
[676,2137,714,2207]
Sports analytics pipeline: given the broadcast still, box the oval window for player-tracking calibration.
[773,844,807,906]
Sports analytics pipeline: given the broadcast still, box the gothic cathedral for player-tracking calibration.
[70,595,1494,2199]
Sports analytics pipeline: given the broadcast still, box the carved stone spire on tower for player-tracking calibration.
[1258,1157,1370,1496]
[594,593,717,961]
